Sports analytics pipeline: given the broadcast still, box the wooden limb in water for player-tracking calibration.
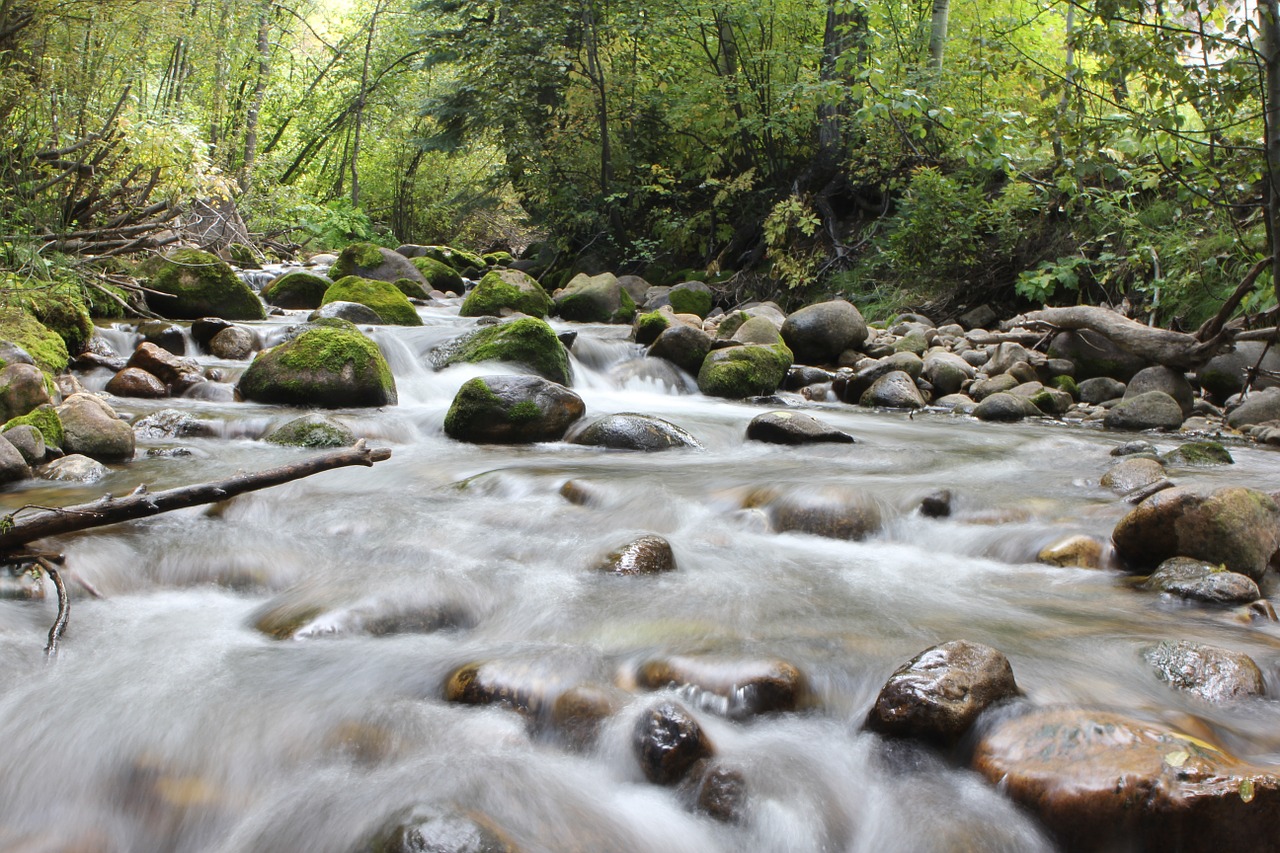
[0,440,392,553]
[1008,306,1222,369]
[39,557,68,657]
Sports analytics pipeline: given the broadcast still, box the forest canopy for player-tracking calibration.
[1,0,1278,323]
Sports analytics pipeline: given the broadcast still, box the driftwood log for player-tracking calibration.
[1007,306,1223,370]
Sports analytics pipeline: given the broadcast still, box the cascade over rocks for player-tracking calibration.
[629,655,806,716]
[633,700,714,785]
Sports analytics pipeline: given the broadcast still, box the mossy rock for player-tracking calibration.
[433,317,571,385]
[144,248,266,320]
[0,307,69,373]
[1161,441,1234,467]
[330,242,427,285]
[555,272,636,324]
[633,310,672,345]
[409,256,464,295]
[483,251,514,266]
[261,271,331,310]
[227,243,261,269]
[444,374,584,444]
[1052,375,1079,398]
[460,269,552,318]
[3,275,95,355]
[3,403,63,448]
[668,282,713,318]
[697,343,793,399]
[263,413,356,448]
[237,326,397,407]
[320,276,422,326]
[392,277,430,300]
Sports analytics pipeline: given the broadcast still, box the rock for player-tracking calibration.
[933,393,977,413]
[432,318,571,385]
[1,423,44,464]
[632,655,805,716]
[548,684,626,748]
[1048,329,1148,381]
[892,329,928,355]
[971,706,1280,851]
[595,534,677,575]
[0,362,52,422]
[4,404,63,449]
[444,375,584,444]
[1112,486,1280,580]
[920,489,952,518]
[1161,440,1233,467]
[365,805,515,853]
[745,411,855,445]
[208,326,256,360]
[681,761,747,823]
[616,274,650,303]
[260,271,331,309]
[41,453,107,483]
[329,242,427,286]
[1126,365,1195,417]
[460,268,552,318]
[968,373,1019,401]
[307,300,383,324]
[764,486,882,541]
[132,408,216,439]
[730,315,784,345]
[1143,557,1261,604]
[0,308,69,373]
[320,276,422,326]
[859,370,925,409]
[696,343,792,399]
[565,413,701,451]
[633,310,672,345]
[633,701,714,786]
[864,640,1019,745]
[647,324,712,374]
[1144,640,1264,702]
[1077,376,1127,404]
[668,281,713,318]
[1103,391,1185,431]
[1111,439,1157,457]
[105,367,167,398]
[237,326,397,408]
[125,342,203,393]
[957,304,998,330]
[57,393,135,462]
[922,352,973,396]
[973,392,1041,422]
[1100,457,1166,494]
[444,656,585,716]
[0,435,31,485]
[1010,382,1072,415]
[1198,341,1280,403]
[780,299,869,365]
[135,320,187,354]
[190,318,234,349]
[784,365,835,391]
[143,248,266,320]
[263,414,356,448]
[554,272,636,323]
[1036,535,1104,568]
[985,342,1035,376]
[409,255,465,295]
[1226,386,1280,429]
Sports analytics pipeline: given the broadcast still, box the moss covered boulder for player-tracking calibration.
[460,269,552,318]
[261,271,331,310]
[0,308,69,373]
[633,310,672,345]
[409,256,464,295]
[0,363,54,422]
[320,276,422,326]
[4,275,94,355]
[237,327,397,408]
[329,242,427,286]
[554,273,636,323]
[4,404,63,449]
[668,281,713,318]
[432,318,571,385]
[697,343,793,399]
[263,413,357,448]
[144,248,266,320]
[444,374,585,443]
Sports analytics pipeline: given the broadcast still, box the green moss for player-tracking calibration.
[264,414,355,448]
[1052,375,1079,398]
[4,404,63,448]
[443,377,502,436]
[145,248,266,320]
[262,271,331,309]
[279,329,392,389]
[483,251,513,266]
[392,277,430,300]
[696,343,793,398]
[410,256,464,294]
[1161,441,1234,467]
[460,269,551,318]
[554,273,636,323]
[438,318,570,384]
[239,327,397,407]
[715,311,750,339]
[669,285,712,318]
[507,400,542,423]
[321,275,422,326]
[634,310,671,345]
[0,307,69,372]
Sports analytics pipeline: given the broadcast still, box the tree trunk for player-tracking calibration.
[240,0,272,193]
[1010,306,1221,369]
[350,0,385,209]
[927,0,950,74]
[1052,3,1074,162]
[1262,0,1280,305]
[581,0,611,195]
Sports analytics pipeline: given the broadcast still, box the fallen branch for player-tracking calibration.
[1194,256,1272,343]
[39,556,68,657]
[0,440,392,552]
[1007,306,1222,369]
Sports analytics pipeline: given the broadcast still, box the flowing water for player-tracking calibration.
[2,291,1280,852]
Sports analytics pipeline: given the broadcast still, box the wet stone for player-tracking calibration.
[631,655,806,717]
[444,657,589,717]
[919,489,952,518]
[41,454,108,483]
[1036,535,1104,569]
[1161,440,1233,467]
[366,805,516,853]
[1142,557,1260,604]
[595,535,676,575]
[547,683,626,749]
[680,760,748,823]
[1143,640,1264,703]
[764,487,882,541]
[633,700,714,786]
[565,413,701,451]
[1100,457,1166,494]
[1111,439,1157,457]
[745,410,855,445]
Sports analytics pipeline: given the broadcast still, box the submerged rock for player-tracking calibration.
[565,413,701,451]
[1100,457,1166,494]
[1036,535,1104,569]
[41,453,107,483]
[364,805,515,853]
[263,414,356,448]
[1142,557,1260,604]
[1143,640,1264,703]
[680,760,748,824]
[633,701,714,786]
[763,486,882,541]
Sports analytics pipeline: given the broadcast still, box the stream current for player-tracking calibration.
[2,291,1280,852]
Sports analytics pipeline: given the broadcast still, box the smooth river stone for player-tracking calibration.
[629,655,806,716]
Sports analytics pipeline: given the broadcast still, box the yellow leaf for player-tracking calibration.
[1240,778,1256,803]
[1165,751,1189,768]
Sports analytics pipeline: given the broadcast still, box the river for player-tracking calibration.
[1,292,1279,852]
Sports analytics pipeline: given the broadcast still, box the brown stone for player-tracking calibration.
[1100,457,1166,494]
[126,342,202,390]
[633,701,713,786]
[105,367,168,398]
[680,760,747,823]
[595,534,676,575]
[1037,535,1105,569]
[548,684,626,748]
[631,655,805,716]
[1142,557,1260,604]
[1143,641,1265,703]
[764,486,882,541]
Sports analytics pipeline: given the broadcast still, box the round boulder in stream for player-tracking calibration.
[433,318,571,386]
[263,413,356,448]
[320,276,422,326]
[1102,390,1185,431]
[864,640,1020,745]
[260,271,331,310]
[460,268,552,318]
[746,410,854,445]
[971,706,1280,851]
[237,326,397,407]
[763,486,882,541]
[565,413,701,451]
[780,299,868,365]
[1143,640,1264,703]
[143,248,266,321]
[444,375,584,444]
[57,393,135,462]
[633,700,714,786]
[696,343,792,399]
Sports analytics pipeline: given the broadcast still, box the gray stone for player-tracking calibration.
[0,363,52,422]
[1143,557,1260,604]
[859,370,925,409]
[0,435,31,485]
[974,392,1041,422]
[1,424,43,465]
[444,375,585,444]
[565,413,701,451]
[746,411,855,445]
[969,373,1019,401]
[1197,341,1280,403]
[1143,640,1264,703]
[1125,366,1195,417]
[208,326,256,359]
[957,304,998,330]
[1103,391,1185,431]
[647,324,712,375]
[1048,329,1148,381]
[307,301,383,324]
[780,300,869,365]
[1226,387,1280,429]
[41,454,108,483]
[1101,457,1166,494]
[1078,377,1127,404]
[57,393,135,462]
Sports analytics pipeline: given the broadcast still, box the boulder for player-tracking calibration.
[745,411,855,445]
[409,256,464,295]
[763,486,882,541]
[260,271,331,309]
[143,248,266,320]
[1161,441,1233,467]
[731,315,784,345]
[1010,382,1072,416]
[647,324,711,374]
[1036,535,1104,569]
[0,362,53,421]
[920,489,952,518]
[0,435,31,486]
[41,454,107,483]
[126,342,202,392]
[444,375,584,444]
[1143,640,1264,702]
[1125,365,1195,417]
[859,370,925,409]
[555,272,636,323]
[1197,341,1280,403]
[1077,376,1126,404]
[105,367,167,398]
[922,352,973,396]
[263,414,356,448]
[1142,557,1261,604]
[632,655,805,716]
[4,404,63,449]
[57,393,135,462]
[460,269,552,318]
[307,301,383,324]
[133,408,216,439]
[682,761,747,824]
[973,392,1041,422]
[780,299,869,365]
[971,706,1280,852]
[633,310,672,345]
[0,308,69,373]
[1112,486,1280,580]
[1,423,44,464]
[633,701,714,785]
[208,326,256,360]
[1100,457,1166,494]
[1103,391,1185,431]
[329,242,427,286]
[1048,329,1148,381]
[565,413,701,451]
[135,320,187,354]
[320,275,422,326]
[968,374,1019,401]
[697,343,792,399]
[432,318,571,385]
[957,304,998,330]
[668,281,713,318]
[1226,386,1280,429]
[190,317,233,349]
[864,640,1019,745]
[237,327,397,407]
[595,534,677,575]
[985,342,1035,376]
